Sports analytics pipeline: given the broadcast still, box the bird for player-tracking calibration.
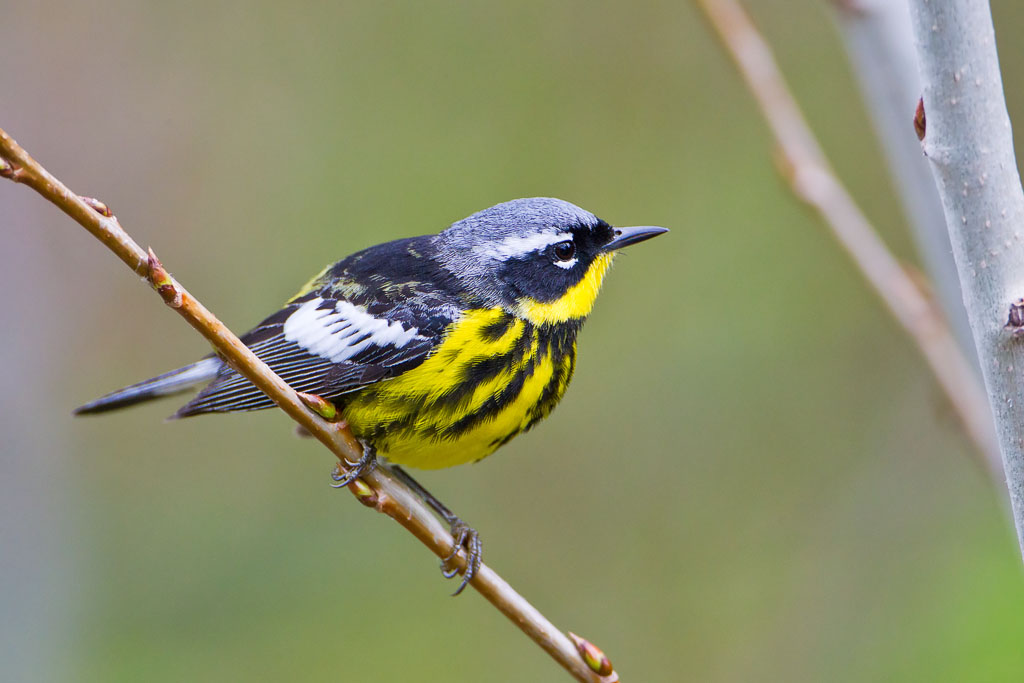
[75,197,667,593]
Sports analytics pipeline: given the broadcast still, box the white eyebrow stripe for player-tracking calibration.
[283,297,424,363]
[480,230,573,260]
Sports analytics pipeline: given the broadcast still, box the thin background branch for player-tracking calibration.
[907,0,1024,557]
[831,0,977,362]
[0,128,617,683]
[694,0,1002,478]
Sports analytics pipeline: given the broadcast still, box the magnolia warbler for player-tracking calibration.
[76,197,667,592]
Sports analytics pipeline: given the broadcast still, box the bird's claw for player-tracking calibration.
[365,464,483,596]
[330,444,377,488]
[441,518,482,596]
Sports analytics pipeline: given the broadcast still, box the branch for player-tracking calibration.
[907,1,1024,558]
[831,0,976,361]
[694,0,1002,479]
[0,128,618,683]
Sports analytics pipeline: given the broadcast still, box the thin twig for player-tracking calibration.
[694,0,1001,479]
[0,128,618,683]
[907,0,1024,557]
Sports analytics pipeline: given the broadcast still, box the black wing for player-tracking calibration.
[175,236,467,417]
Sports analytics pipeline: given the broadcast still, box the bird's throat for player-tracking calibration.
[514,252,615,325]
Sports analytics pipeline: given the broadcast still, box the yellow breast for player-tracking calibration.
[342,308,576,469]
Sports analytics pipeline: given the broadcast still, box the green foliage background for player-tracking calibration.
[2,1,1024,681]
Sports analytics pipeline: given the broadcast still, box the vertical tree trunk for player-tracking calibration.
[908,0,1024,555]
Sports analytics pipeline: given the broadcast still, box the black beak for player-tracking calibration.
[603,225,669,251]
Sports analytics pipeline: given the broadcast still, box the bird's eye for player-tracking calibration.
[552,241,576,262]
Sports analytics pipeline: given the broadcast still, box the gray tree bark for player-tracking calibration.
[908,0,1024,555]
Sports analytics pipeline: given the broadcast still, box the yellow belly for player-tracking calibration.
[341,308,575,469]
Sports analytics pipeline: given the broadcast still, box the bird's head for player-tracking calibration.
[434,197,667,325]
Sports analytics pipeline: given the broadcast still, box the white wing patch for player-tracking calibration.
[283,297,423,363]
[480,230,572,260]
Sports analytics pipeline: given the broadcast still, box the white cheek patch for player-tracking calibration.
[480,230,572,260]
[553,257,578,269]
[284,297,422,363]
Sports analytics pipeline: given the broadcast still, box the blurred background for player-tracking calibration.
[3,1,1024,681]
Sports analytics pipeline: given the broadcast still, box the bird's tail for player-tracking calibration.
[74,357,221,415]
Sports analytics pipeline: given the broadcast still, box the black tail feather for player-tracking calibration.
[74,358,221,415]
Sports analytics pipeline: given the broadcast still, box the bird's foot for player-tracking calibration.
[440,517,482,596]
[330,443,378,488]
[382,465,483,596]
